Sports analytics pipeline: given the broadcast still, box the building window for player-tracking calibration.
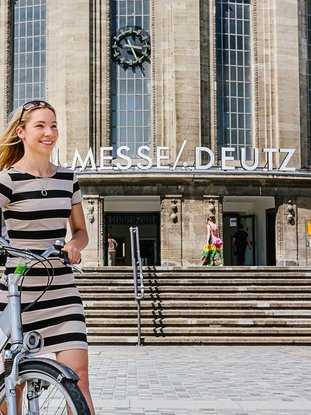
[307,2,311,165]
[12,0,46,110]
[216,0,252,159]
[111,0,151,157]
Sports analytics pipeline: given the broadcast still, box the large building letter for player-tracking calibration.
[221,147,236,170]
[71,148,96,171]
[195,147,215,170]
[240,148,259,171]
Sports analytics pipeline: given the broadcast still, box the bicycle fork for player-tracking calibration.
[4,270,25,415]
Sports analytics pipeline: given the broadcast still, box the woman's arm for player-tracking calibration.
[64,203,89,264]
[206,224,211,244]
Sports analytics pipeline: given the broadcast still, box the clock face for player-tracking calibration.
[112,26,151,67]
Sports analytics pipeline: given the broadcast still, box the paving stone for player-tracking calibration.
[89,345,311,415]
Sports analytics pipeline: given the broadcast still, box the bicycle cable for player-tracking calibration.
[21,256,55,313]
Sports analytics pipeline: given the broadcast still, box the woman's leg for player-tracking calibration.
[56,348,95,415]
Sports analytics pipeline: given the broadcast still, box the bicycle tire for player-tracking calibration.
[0,361,91,414]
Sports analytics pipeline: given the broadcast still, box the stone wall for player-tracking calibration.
[46,0,90,165]
[0,1,11,134]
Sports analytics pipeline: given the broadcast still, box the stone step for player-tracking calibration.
[84,309,311,317]
[86,335,311,344]
[78,285,311,293]
[81,292,311,300]
[79,268,311,344]
[77,279,311,286]
[81,266,311,274]
[86,326,311,335]
[78,271,311,278]
[82,300,311,309]
[85,317,311,327]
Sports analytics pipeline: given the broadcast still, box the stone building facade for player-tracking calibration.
[0,0,311,267]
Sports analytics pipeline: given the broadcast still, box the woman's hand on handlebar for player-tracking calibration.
[62,241,81,265]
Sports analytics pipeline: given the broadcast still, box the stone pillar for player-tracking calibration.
[203,195,223,234]
[296,197,311,266]
[0,0,11,133]
[181,197,208,266]
[161,195,182,266]
[154,0,201,165]
[275,197,298,266]
[46,0,90,165]
[254,0,300,168]
[81,196,104,268]
[203,195,223,259]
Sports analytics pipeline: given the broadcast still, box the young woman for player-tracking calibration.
[0,100,95,414]
[202,216,223,266]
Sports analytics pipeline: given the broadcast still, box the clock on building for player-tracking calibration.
[112,26,151,67]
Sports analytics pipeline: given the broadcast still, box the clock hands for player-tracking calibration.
[124,39,140,61]
[112,27,151,67]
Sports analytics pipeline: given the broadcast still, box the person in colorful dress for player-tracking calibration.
[202,216,223,266]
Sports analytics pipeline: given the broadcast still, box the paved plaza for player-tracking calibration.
[88,345,311,415]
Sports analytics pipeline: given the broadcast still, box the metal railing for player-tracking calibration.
[129,226,145,345]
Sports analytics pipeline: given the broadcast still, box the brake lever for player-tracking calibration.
[58,250,83,273]
[70,264,83,274]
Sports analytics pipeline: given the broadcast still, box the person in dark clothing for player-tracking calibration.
[232,224,251,265]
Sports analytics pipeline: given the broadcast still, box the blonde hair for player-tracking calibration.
[0,103,56,171]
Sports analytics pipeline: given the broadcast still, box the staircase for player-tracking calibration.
[77,267,311,345]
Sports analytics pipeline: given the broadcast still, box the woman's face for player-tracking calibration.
[16,108,59,156]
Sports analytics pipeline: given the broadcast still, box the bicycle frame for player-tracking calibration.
[0,237,82,415]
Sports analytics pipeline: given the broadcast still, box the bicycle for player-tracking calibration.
[0,237,91,414]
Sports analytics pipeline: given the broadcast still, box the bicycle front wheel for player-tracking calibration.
[0,361,91,415]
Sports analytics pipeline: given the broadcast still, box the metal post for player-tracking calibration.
[130,227,145,345]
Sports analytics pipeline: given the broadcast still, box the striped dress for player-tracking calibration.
[0,166,88,354]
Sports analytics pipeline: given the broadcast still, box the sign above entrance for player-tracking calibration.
[54,142,296,172]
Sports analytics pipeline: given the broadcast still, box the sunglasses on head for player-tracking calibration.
[18,100,54,124]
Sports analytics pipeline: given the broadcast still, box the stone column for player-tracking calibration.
[161,195,182,266]
[154,0,201,165]
[46,0,90,165]
[275,197,298,266]
[296,197,311,266]
[0,0,11,133]
[203,196,223,233]
[81,196,104,268]
[181,197,209,266]
[203,195,223,258]
[89,0,110,156]
[254,0,300,168]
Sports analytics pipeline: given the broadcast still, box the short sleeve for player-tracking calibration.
[0,170,12,209]
[72,172,82,205]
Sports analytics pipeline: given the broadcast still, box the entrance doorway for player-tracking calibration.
[222,196,275,265]
[104,212,160,266]
[223,214,255,265]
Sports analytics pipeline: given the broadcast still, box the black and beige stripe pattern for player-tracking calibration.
[0,167,88,354]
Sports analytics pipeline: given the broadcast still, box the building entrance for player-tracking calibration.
[223,214,255,266]
[223,196,275,265]
[104,212,160,266]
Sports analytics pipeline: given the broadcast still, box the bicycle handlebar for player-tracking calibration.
[0,237,83,274]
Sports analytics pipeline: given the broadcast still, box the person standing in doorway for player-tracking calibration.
[107,233,118,266]
[202,216,223,267]
[232,223,251,265]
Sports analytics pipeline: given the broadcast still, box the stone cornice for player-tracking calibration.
[77,170,311,191]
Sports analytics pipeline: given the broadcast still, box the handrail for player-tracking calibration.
[129,226,145,345]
